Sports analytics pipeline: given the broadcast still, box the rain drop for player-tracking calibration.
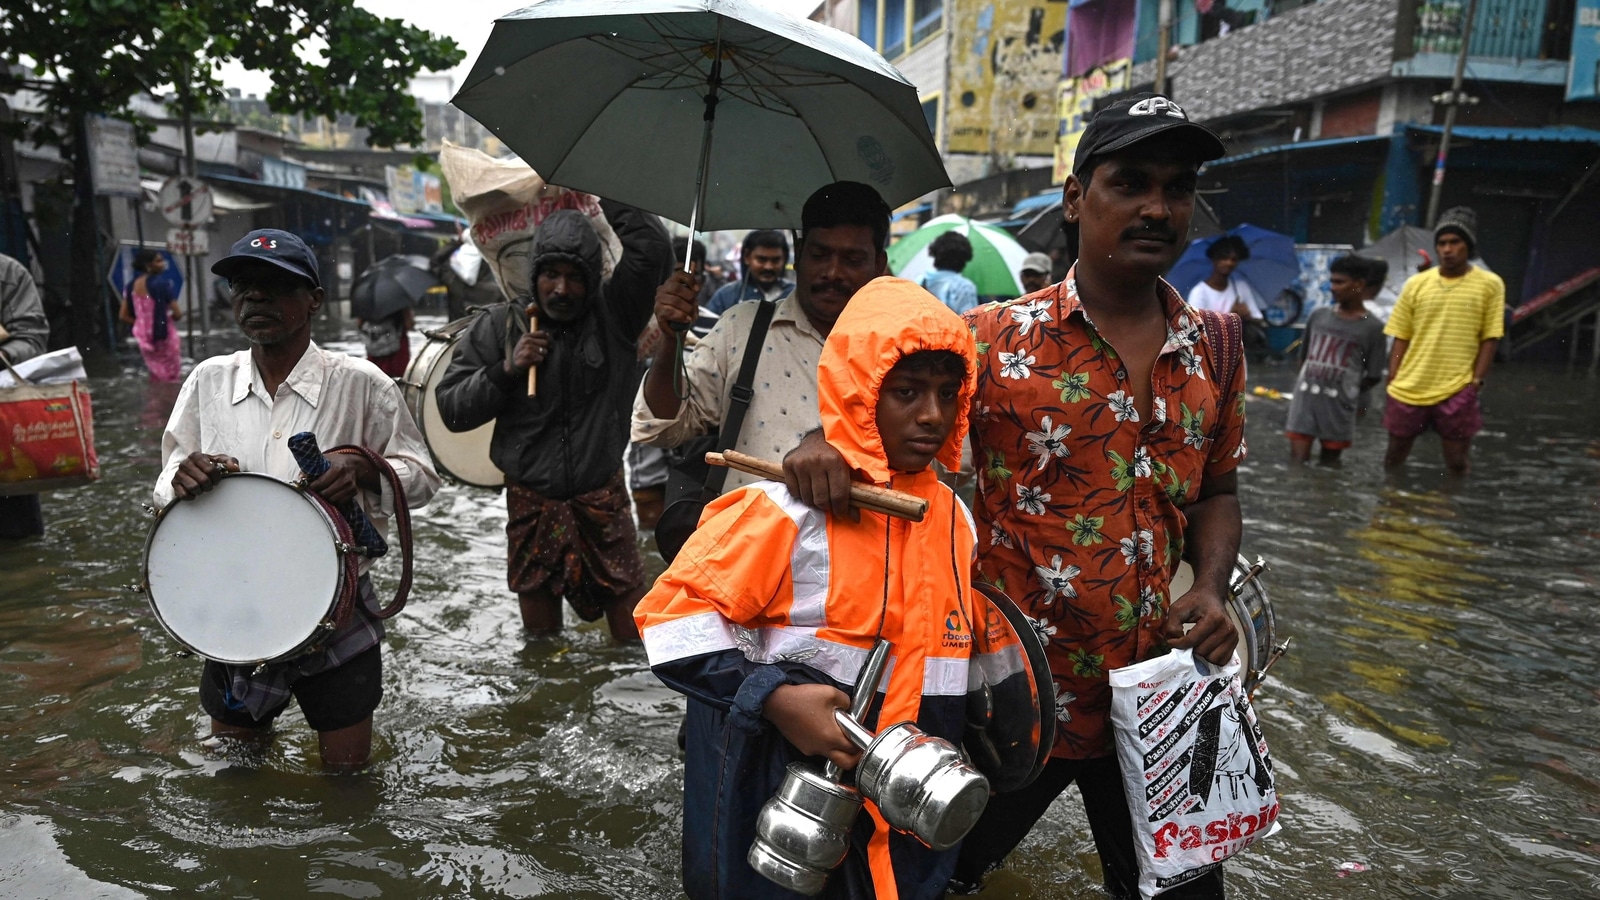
[494,66,506,76]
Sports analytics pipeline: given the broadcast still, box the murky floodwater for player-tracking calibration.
[3,312,1598,899]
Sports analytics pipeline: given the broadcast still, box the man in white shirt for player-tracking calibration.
[155,229,440,771]
[1185,234,1264,320]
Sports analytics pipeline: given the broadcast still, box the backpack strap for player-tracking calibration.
[702,299,777,497]
[1197,308,1244,438]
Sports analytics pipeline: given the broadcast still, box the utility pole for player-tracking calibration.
[179,70,201,359]
[1154,0,1175,96]
[1424,0,1481,227]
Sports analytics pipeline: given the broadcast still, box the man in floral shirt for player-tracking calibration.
[786,94,1246,899]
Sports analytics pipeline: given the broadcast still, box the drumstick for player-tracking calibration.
[707,450,928,522]
[526,314,538,397]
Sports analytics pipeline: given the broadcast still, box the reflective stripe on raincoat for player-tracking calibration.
[637,276,979,900]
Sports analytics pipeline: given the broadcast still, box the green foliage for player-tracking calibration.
[0,0,464,152]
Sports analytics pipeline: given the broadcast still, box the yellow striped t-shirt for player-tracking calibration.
[1384,266,1505,407]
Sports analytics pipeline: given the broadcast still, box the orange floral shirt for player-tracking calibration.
[965,267,1247,759]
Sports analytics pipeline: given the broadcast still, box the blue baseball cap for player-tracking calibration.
[211,228,321,288]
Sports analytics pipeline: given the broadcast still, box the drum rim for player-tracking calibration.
[401,324,505,490]
[142,472,347,665]
[974,582,1058,789]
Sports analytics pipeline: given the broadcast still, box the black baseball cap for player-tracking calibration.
[1073,93,1227,177]
[211,228,321,288]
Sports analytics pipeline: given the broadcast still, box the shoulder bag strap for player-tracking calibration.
[327,445,413,620]
[703,299,777,497]
[1198,308,1244,439]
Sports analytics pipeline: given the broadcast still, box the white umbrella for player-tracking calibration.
[453,0,950,241]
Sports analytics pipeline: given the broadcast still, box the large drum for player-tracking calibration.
[142,474,356,665]
[401,316,504,488]
[1171,555,1278,692]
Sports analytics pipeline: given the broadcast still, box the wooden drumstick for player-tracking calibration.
[526,314,538,397]
[707,450,929,522]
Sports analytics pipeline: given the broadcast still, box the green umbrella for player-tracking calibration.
[889,215,1030,296]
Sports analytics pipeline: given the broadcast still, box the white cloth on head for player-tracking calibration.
[153,342,441,574]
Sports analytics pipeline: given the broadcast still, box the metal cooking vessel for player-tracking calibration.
[834,711,990,851]
[748,640,892,894]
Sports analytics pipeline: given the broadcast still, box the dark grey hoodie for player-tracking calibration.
[435,200,671,498]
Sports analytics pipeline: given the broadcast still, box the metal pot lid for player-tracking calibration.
[965,583,1056,793]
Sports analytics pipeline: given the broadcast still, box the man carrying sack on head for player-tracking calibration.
[435,200,672,642]
[154,229,441,770]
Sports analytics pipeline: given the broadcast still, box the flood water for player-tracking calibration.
[2,312,1598,899]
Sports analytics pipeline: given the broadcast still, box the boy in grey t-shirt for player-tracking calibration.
[1285,255,1387,465]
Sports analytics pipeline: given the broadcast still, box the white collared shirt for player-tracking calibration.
[154,342,441,571]
[631,293,824,494]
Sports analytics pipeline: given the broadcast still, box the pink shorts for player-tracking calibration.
[1383,384,1482,442]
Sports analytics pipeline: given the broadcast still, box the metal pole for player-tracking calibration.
[1154,0,1174,96]
[1424,0,1480,228]
[671,22,724,399]
[180,73,199,358]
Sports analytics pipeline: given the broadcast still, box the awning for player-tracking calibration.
[1407,125,1600,144]
[139,176,273,213]
[1205,134,1388,168]
[205,172,370,208]
[1010,191,1058,218]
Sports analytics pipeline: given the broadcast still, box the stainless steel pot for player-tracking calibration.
[834,710,991,851]
[748,640,892,894]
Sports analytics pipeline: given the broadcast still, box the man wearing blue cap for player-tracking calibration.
[153,228,440,771]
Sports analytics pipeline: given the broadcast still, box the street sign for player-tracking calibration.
[85,116,141,198]
[167,227,210,257]
[158,175,214,227]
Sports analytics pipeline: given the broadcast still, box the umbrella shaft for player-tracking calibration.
[683,23,724,274]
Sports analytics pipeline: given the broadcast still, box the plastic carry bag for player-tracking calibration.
[0,380,99,495]
[1109,648,1280,899]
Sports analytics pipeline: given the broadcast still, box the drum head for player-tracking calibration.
[967,584,1056,793]
[1170,557,1273,687]
[407,317,503,488]
[144,475,343,664]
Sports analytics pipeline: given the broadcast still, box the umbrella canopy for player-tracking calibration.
[1164,224,1300,309]
[350,255,438,321]
[889,215,1031,297]
[452,0,949,231]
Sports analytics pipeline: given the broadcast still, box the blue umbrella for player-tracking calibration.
[1165,224,1300,312]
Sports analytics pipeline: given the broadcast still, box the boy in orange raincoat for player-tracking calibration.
[636,276,979,900]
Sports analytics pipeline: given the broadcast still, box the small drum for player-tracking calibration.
[142,474,356,665]
[1170,555,1278,692]
[401,316,504,488]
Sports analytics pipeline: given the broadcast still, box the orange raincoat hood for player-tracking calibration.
[818,276,978,486]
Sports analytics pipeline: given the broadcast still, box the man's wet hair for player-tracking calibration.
[672,237,707,265]
[743,229,789,262]
[929,232,974,272]
[889,348,968,382]
[1207,234,1251,261]
[1329,254,1368,282]
[802,181,891,251]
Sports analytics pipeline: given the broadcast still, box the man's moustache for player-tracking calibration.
[810,281,850,296]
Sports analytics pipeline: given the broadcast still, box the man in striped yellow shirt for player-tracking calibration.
[1382,207,1505,475]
